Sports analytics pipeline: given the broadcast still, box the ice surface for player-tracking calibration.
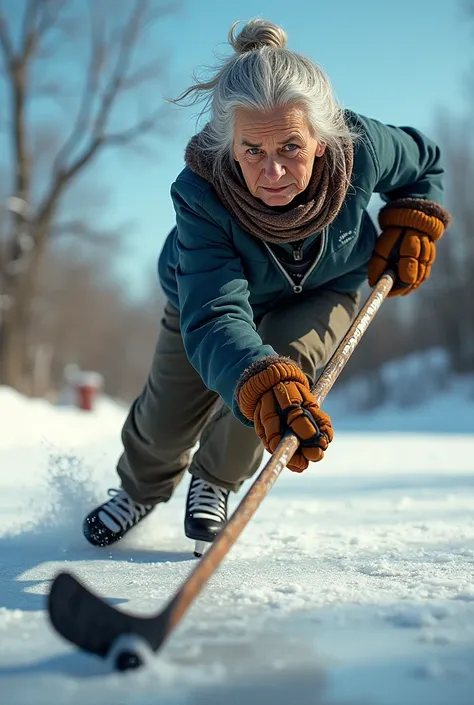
[0,383,473,705]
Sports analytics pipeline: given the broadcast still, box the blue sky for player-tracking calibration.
[4,0,472,296]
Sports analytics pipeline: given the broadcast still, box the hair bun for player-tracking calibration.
[229,19,287,54]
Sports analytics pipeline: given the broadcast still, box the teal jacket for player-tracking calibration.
[158,111,445,424]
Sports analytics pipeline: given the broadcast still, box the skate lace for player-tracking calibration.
[188,478,228,522]
[101,488,151,532]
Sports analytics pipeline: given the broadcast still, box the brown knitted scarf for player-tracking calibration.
[184,128,353,244]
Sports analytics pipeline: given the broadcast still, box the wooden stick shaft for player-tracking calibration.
[165,272,395,636]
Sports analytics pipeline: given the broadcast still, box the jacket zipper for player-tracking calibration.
[263,228,327,294]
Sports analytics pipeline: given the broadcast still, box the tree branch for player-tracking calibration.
[30,0,176,242]
[0,5,15,66]
[20,0,66,63]
[20,0,41,59]
[51,0,148,179]
[37,137,103,227]
[52,3,105,171]
[90,0,148,142]
[119,56,164,92]
[50,218,124,245]
[103,106,167,145]
[2,1,67,239]
[42,0,156,226]
[36,0,66,35]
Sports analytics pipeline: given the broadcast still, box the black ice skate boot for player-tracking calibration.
[185,475,229,557]
[83,488,154,546]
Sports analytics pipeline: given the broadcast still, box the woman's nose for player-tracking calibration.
[263,157,285,182]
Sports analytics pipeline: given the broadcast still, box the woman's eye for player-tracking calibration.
[245,144,299,156]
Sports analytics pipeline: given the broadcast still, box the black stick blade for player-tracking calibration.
[47,572,168,657]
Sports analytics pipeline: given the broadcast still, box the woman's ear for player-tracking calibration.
[232,142,239,162]
[316,143,326,157]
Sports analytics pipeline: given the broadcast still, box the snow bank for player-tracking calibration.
[0,370,473,705]
[1,385,126,450]
[324,349,474,433]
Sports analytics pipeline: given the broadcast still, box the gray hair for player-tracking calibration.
[174,19,359,179]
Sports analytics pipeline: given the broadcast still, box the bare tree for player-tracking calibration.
[0,0,177,392]
[415,115,474,372]
[408,3,474,374]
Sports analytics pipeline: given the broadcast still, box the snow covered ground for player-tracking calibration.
[0,383,473,705]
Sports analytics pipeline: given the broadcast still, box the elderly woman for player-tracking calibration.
[83,19,450,553]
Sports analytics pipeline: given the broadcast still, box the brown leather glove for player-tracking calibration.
[368,199,451,297]
[236,357,333,472]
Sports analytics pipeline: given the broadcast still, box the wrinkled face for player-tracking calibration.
[232,104,326,207]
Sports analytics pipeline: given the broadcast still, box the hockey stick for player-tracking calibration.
[47,271,395,670]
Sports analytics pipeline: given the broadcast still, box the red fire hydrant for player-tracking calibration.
[74,371,103,412]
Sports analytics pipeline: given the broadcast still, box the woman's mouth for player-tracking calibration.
[261,185,292,193]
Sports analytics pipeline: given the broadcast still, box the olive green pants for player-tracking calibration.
[117,288,360,505]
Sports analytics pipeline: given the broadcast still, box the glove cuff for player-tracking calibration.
[236,356,308,421]
[379,199,451,242]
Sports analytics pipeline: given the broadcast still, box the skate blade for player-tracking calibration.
[193,540,209,558]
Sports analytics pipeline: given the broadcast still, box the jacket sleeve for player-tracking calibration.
[171,178,277,425]
[356,113,445,205]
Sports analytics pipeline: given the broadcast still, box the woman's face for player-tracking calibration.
[232,104,326,207]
